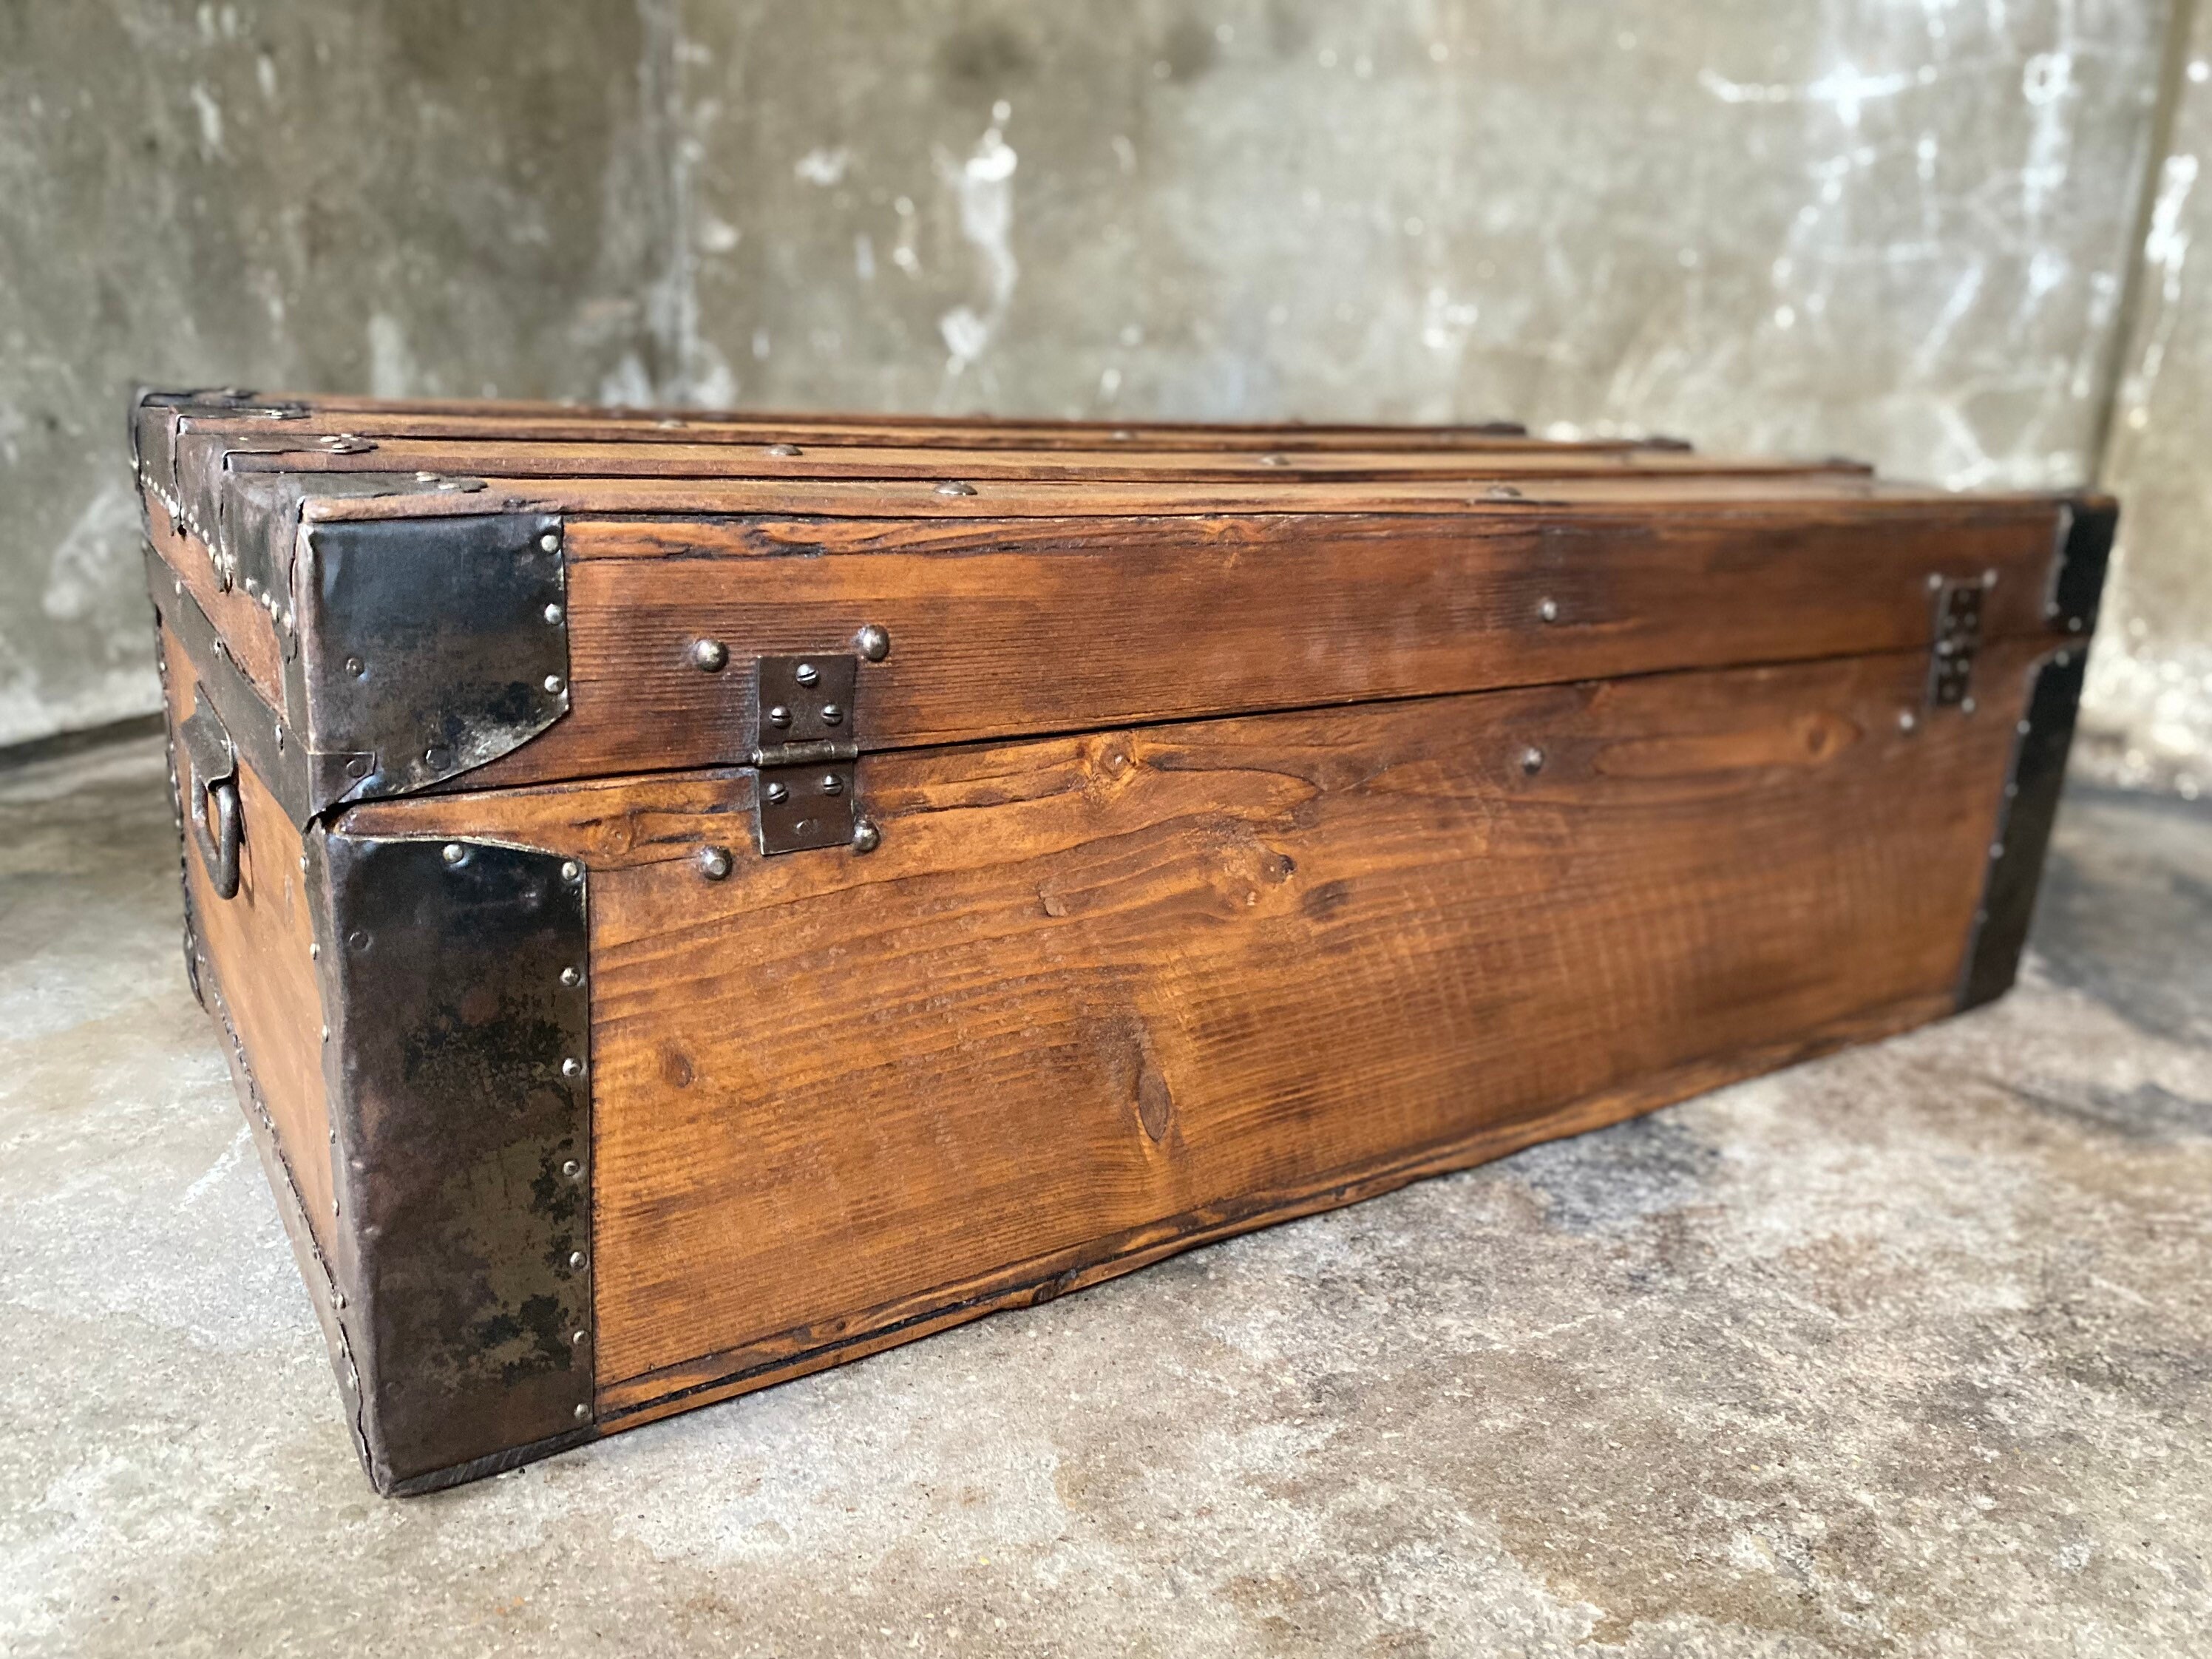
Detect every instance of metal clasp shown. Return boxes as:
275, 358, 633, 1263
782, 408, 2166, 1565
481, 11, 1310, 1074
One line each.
1926, 576, 1989, 710
751, 655, 861, 855
180, 685, 242, 898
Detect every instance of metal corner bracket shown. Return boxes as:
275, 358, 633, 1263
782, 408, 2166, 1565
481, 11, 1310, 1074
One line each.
309, 831, 595, 1494
1957, 494, 2116, 1009
287, 511, 571, 814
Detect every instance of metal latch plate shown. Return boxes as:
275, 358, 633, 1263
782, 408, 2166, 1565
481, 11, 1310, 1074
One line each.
1927, 580, 1984, 708
753, 654, 859, 855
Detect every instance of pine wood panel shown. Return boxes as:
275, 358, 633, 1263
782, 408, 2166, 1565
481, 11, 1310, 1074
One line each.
161, 624, 335, 1251
146, 499, 287, 711
158, 397, 1578, 450
285, 469, 1893, 523
198, 435, 1854, 485
352, 642, 2042, 1412
445, 501, 2063, 791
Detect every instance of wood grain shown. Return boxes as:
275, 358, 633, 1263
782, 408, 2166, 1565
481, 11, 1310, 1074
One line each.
350, 641, 2040, 1408
288, 469, 1897, 523
159, 397, 1580, 451
146, 498, 287, 711
202, 434, 1856, 485
162, 623, 335, 1250
444, 501, 2066, 792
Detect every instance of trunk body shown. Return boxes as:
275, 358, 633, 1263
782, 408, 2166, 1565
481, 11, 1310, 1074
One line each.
136, 389, 2111, 1493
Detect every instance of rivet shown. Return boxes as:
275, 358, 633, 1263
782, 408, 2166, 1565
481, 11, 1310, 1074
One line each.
1537, 598, 1559, 623
562, 1056, 585, 1079
820, 773, 844, 795
795, 662, 820, 686
347, 929, 370, 951
544, 603, 564, 625
1898, 710, 1918, 733
934, 480, 977, 497
1110, 429, 1136, 441
424, 744, 452, 770
2054, 651, 2072, 667
855, 623, 890, 661
764, 782, 789, 805
1975, 907, 1989, 923
2005, 781, 2019, 798
1258, 452, 1289, 466
1991, 841, 2006, 858
691, 637, 728, 672
333, 1198, 341, 1217
345, 756, 370, 779
2068, 617, 2084, 632
322, 1024, 330, 1043
333, 1292, 347, 1309
574, 1402, 591, 1422
569, 1250, 588, 1270
766, 443, 801, 457
441, 843, 467, 866
560, 966, 583, 987
1960, 696, 1978, 715
2017, 719, 2033, 736
851, 819, 881, 854
1927, 573, 1944, 591
539, 530, 562, 554
561, 1158, 582, 1179
561, 860, 583, 883
767, 704, 792, 728
309, 942, 320, 960
345, 655, 366, 677
1519, 746, 1544, 774
571, 1329, 588, 1346
543, 674, 565, 694
696, 844, 734, 879
820, 703, 844, 725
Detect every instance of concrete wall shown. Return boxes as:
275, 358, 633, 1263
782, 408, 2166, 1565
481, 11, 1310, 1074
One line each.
2, 0, 2203, 790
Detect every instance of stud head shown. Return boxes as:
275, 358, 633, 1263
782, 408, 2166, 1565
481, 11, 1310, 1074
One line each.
855, 624, 890, 661
691, 638, 729, 673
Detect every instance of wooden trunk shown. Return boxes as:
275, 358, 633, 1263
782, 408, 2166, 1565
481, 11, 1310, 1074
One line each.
135, 388, 2111, 1494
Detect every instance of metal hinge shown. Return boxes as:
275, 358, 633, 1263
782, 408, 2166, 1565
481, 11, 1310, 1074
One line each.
1925, 574, 1990, 710
750, 654, 867, 855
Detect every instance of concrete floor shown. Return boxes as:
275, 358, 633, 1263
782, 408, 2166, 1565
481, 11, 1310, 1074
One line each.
2, 736, 2208, 1658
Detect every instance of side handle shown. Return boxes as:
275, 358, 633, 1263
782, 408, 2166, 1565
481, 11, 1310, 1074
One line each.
180, 686, 242, 899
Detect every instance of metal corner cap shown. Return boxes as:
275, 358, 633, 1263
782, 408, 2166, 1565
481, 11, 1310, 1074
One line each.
294, 512, 570, 812
318, 833, 592, 1489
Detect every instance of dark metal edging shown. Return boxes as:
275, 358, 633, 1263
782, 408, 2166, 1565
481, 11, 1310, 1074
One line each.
1957, 645, 2091, 1010
288, 512, 571, 812
1956, 495, 2115, 1010
308, 832, 596, 1495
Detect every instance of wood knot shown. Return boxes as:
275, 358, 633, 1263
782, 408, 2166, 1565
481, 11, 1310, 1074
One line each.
1136, 1063, 1175, 1143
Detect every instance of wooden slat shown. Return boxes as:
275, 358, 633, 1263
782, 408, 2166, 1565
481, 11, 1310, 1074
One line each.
344, 640, 2039, 1408
444, 501, 2062, 791
197, 434, 1852, 485
158, 391, 1569, 449
290, 469, 1892, 522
